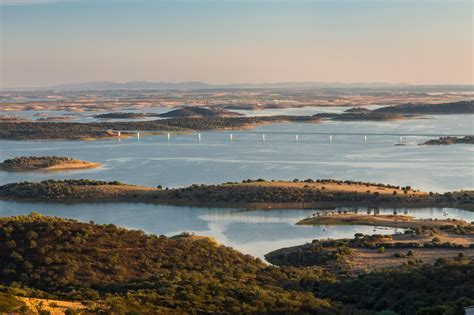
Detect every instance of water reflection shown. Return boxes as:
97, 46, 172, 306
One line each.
0, 201, 472, 260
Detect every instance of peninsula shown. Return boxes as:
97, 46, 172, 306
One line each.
0, 156, 100, 171
0, 179, 472, 211
266, 213, 474, 273
373, 100, 474, 114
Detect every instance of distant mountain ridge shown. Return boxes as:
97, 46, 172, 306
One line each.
47, 81, 212, 91
4, 81, 474, 91
44, 81, 412, 91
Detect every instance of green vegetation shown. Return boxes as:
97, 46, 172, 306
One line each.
422, 136, 474, 145
0, 291, 28, 313
1, 213, 472, 314
0, 180, 128, 200
155, 115, 320, 130
373, 100, 474, 114
314, 112, 417, 121
0, 213, 336, 314
0, 156, 85, 170
315, 100, 474, 121
155, 179, 472, 210
0, 121, 183, 140
0, 116, 321, 140
1, 178, 473, 211
344, 107, 371, 113
319, 259, 474, 314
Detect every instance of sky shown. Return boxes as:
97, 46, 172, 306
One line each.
0, 0, 472, 88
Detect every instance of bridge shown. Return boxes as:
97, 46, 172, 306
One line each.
110, 130, 472, 143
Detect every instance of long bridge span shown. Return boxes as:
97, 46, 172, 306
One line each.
109, 130, 472, 143
111, 130, 472, 137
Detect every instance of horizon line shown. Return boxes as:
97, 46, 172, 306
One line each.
2, 80, 474, 91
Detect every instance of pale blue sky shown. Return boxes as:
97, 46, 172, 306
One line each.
1, 0, 472, 88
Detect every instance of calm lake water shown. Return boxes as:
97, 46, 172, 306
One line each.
0, 113, 472, 192
0, 201, 472, 259
0, 109, 472, 259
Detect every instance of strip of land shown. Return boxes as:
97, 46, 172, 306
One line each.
266, 213, 474, 274
0, 179, 472, 211
0, 115, 320, 140
296, 213, 470, 229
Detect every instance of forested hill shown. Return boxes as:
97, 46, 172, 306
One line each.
0, 213, 336, 314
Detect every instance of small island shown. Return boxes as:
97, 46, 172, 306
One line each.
94, 112, 149, 119
422, 136, 474, 145
157, 106, 242, 118
0, 156, 100, 171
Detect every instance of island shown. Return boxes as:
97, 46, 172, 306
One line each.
344, 107, 371, 113
0, 178, 472, 211
157, 106, 242, 118
422, 136, 474, 145
0, 213, 472, 314
94, 112, 149, 119
0, 156, 100, 171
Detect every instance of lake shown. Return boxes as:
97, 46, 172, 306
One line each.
0, 113, 472, 192
0, 108, 472, 259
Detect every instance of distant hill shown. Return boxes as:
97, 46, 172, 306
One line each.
158, 107, 241, 118
344, 107, 371, 113
47, 81, 212, 91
